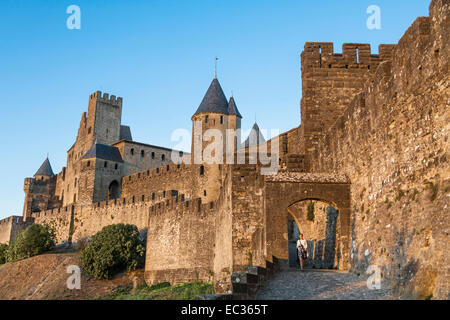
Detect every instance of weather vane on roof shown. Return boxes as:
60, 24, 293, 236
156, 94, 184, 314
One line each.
214, 56, 218, 79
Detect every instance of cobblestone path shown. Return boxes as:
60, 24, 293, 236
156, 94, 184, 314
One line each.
254, 269, 394, 300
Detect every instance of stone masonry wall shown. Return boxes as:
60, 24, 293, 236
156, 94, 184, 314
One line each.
212, 165, 234, 293
230, 164, 266, 272
300, 40, 395, 167
0, 216, 34, 245
145, 197, 217, 285
0, 217, 14, 244
32, 207, 72, 244
309, 0, 449, 299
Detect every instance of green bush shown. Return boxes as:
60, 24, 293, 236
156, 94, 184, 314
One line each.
80, 224, 145, 280
0, 244, 8, 264
6, 224, 56, 262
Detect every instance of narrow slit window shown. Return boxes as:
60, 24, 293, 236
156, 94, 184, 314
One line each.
319, 46, 322, 67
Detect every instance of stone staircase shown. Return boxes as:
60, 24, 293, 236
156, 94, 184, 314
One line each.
196, 257, 280, 300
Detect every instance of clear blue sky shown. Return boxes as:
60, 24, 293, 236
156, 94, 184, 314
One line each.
0, 0, 429, 219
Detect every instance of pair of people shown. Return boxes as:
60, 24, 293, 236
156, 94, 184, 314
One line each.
297, 233, 308, 270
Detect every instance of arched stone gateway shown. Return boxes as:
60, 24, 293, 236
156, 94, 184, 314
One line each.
264, 172, 351, 270
108, 180, 120, 200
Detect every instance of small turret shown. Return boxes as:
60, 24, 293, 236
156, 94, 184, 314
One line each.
227, 94, 242, 152
243, 122, 266, 148
227, 95, 242, 118
34, 157, 54, 181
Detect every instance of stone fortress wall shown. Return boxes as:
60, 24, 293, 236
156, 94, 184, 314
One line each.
307, 1, 449, 298
0, 0, 448, 300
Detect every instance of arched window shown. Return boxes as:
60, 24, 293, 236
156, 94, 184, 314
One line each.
205, 115, 209, 123
130, 148, 134, 156
200, 165, 204, 176
141, 150, 145, 158
151, 152, 155, 159
104, 161, 108, 168
115, 163, 118, 170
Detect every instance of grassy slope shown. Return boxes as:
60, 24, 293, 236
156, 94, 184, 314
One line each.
98, 282, 215, 300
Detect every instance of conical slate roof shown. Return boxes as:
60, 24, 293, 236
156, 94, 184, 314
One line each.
244, 122, 266, 148
227, 96, 242, 118
35, 158, 54, 176
81, 142, 123, 162
193, 78, 229, 116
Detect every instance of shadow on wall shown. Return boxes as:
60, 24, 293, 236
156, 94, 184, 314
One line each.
288, 206, 340, 269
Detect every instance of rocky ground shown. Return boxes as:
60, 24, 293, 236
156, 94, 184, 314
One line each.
255, 269, 394, 300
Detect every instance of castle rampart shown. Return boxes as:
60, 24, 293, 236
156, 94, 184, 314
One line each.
1, 0, 446, 300
308, 0, 449, 298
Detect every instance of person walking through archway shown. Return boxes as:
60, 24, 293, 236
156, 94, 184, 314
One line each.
297, 233, 308, 271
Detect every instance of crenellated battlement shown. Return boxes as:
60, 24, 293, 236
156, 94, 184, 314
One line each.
122, 162, 190, 185
0, 216, 34, 228
302, 42, 396, 70
89, 90, 123, 106
0, 216, 22, 225
30, 206, 71, 219
150, 196, 218, 217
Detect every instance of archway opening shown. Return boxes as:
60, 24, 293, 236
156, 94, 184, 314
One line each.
287, 200, 340, 270
108, 180, 120, 200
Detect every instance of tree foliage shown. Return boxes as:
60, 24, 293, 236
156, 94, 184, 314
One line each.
0, 244, 8, 264
6, 224, 56, 262
80, 224, 146, 280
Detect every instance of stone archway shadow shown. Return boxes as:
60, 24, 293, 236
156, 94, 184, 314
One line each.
264, 172, 351, 271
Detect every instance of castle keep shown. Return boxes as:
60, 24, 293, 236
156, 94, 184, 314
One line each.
0, 0, 448, 299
